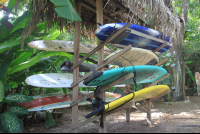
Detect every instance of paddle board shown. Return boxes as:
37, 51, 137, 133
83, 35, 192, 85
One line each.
16, 91, 122, 112
86, 85, 170, 118
95, 23, 172, 53
25, 73, 125, 88
195, 72, 200, 94
83, 65, 168, 86
28, 40, 112, 55
105, 48, 159, 66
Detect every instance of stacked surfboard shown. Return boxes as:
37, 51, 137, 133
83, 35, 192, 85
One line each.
24, 22, 171, 115
82, 23, 171, 118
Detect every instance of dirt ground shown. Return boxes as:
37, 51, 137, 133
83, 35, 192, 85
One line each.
23, 96, 200, 133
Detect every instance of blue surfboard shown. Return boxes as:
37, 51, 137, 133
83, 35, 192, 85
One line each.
95, 23, 172, 53
83, 65, 168, 86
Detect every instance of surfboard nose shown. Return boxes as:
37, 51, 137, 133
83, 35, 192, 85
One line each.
28, 40, 44, 49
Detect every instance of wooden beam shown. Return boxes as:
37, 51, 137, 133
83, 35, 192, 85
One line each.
126, 107, 130, 122
71, 22, 131, 70
155, 57, 169, 66
96, 0, 106, 132
68, 88, 93, 103
71, 45, 132, 87
70, 73, 134, 107
146, 100, 152, 126
148, 73, 170, 87
110, 9, 124, 16
71, 1, 81, 133
152, 42, 167, 53
80, 1, 119, 23
68, 52, 98, 64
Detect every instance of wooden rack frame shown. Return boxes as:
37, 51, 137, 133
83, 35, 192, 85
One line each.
71, 0, 171, 132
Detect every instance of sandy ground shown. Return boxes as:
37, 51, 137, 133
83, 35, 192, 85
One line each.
24, 96, 200, 133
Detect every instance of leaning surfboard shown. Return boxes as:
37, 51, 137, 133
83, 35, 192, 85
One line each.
86, 85, 170, 118
28, 40, 112, 55
105, 48, 159, 66
16, 91, 122, 112
95, 23, 172, 53
195, 72, 200, 94
83, 65, 168, 86
25, 73, 125, 88
195, 72, 200, 87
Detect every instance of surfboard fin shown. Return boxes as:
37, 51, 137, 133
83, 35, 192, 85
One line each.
114, 88, 127, 97
109, 29, 131, 44
114, 61, 123, 68
91, 68, 99, 75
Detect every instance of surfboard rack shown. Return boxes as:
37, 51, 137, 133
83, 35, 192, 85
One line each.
22, 0, 172, 133
108, 29, 131, 44
114, 88, 127, 96
70, 18, 170, 132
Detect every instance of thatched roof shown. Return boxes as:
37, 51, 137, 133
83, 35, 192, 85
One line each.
22, 0, 182, 47
79, 0, 182, 40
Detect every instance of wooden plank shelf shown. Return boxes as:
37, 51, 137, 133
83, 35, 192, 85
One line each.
71, 22, 131, 70
70, 73, 134, 107
71, 45, 132, 88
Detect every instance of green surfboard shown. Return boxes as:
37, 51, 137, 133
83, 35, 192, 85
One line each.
83, 65, 167, 86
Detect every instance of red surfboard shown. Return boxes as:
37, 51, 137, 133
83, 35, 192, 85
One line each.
17, 92, 121, 111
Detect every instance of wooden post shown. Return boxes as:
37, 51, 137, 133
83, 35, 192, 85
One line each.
126, 107, 130, 122
71, 1, 81, 133
125, 84, 130, 122
96, 1, 106, 132
146, 99, 152, 126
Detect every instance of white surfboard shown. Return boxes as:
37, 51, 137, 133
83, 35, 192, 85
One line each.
28, 40, 112, 56
195, 72, 200, 87
104, 48, 159, 66
25, 73, 125, 88
195, 72, 200, 95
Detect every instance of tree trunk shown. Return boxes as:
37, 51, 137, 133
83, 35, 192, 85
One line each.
173, 0, 188, 101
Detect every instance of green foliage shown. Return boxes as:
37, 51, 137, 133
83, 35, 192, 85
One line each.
45, 111, 55, 128
0, 81, 4, 102
10, 11, 30, 33
50, 0, 82, 22
0, 49, 14, 81
8, 105, 28, 115
0, 111, 21, 133
44, 88, 63, 94
8, 52, 45, 75
10, 51, 34, 68
3, 93, 34, 103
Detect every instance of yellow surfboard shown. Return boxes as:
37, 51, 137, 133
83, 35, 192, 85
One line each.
86, 85, 170, 118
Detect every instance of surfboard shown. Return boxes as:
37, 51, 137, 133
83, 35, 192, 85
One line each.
86, 85, 170, 118
195, 72, 200, 94
61, 61, 109, 72
83, 65, 168, 86
28, 40, 112, 55
25, 73, 125, 88
195, 72, 200, 86
16, 91, 122, 112
95, 23, 172, 53
104, 48, 159, 66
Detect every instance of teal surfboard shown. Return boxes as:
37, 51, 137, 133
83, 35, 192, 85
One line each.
83, 65, 167, 86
